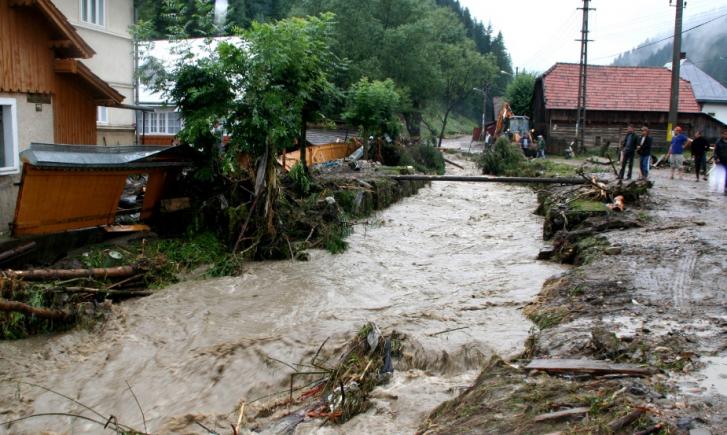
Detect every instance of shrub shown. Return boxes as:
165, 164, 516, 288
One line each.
477, 137, 526, 175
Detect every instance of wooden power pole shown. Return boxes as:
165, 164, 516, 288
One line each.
575, 0, 594, 153
668, 0, 685, 140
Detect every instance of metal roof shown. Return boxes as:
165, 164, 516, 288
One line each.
306, 128, 358, 146
20, 143, 193, 169
678, 59, 727, 103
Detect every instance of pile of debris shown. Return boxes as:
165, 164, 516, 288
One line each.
235, 323, 397, 433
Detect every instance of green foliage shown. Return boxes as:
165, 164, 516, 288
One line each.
435, 39, 496, 146
145, 232, 243, 281
288, 161, 311, 195
477, 137, 526, 175
410, 144, 445, 175
344, 78, 401, 144
505, 72, 536, 117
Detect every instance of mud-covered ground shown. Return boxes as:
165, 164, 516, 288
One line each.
425, 142, 727, 434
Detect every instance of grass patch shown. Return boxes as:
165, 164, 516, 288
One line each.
527, 306, 569, 330
570, 200, 608, 213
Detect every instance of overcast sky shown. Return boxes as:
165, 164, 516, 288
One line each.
458, 0, 727, 74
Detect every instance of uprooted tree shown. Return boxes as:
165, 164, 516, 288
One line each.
167, 14, 341, 255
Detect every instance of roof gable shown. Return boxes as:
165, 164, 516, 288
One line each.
540, 63, 701, 113
10, 0, 95, 58
54, 59, 124, 105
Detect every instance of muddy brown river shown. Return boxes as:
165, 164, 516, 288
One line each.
0, 158, 565, 434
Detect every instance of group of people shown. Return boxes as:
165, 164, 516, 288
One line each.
618, 123, 727, 194
618, 124, 653, 180
517, 130, 546, 159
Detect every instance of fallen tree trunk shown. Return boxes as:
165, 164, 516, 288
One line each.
526, 359, 654, 376
390, 175, 588, 185
51, 287, 153, 298
0, 299, 72, 320
0, 242, 37, 264
443, 158, 464, 169
4, 266, 137, 281
608, 408, 644, 431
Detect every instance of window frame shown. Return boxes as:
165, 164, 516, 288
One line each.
80, 0, 106, 27
96, 106, 108, 124
0, 98, 20, 176
143, 110, 183, 136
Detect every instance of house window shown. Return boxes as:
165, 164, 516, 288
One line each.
143, 111, 183, 135
0, 98, 19, 175
81, 0, 105, 27
97, 106, 108, 124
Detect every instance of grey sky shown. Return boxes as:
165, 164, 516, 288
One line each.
458, 0, 727, 73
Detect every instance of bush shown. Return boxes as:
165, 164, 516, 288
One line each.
381, 142, 445, 174
477, 137, 526, 175
410, 143, 445, 175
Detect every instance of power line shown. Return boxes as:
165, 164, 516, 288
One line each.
591, 11, 727, 62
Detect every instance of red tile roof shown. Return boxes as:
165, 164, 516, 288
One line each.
541, 63, 701, 113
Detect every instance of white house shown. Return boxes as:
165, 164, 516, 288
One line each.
53, 0, 136, 145
668, 58, 727, 125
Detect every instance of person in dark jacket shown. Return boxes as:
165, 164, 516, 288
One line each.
636, 126, 653, 180
713, 127, 727, 192
619, 125, 638, 180
691, 130, 709, 181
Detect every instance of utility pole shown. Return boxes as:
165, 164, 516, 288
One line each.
575, 0, 594, 153
668, 0, 685, 140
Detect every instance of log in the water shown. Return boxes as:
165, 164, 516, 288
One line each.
390, 175, 588, 185
442, 158, 465, 169
4, 266, 137, 281
0, 299, 72, 320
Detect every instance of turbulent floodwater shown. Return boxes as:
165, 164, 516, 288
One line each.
0, 158, 565, 434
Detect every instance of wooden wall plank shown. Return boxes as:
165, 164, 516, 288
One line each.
0, 0, 55, 95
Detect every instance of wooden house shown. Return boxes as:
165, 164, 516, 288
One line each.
0, 0, 124, 234
531, 63, 725, 153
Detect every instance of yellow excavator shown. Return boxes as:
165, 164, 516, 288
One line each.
494, 102, 531, 144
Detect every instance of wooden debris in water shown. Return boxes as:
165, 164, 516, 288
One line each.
533, 407, 590, 422
526, 359, 653, 377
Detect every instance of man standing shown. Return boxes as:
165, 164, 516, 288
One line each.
713, 127, 727, 194
537, 135, 546, 158
668, 126, 691, 180
636, 126, 653, 180
690, 130, 709, 182
619, 125, 638, 180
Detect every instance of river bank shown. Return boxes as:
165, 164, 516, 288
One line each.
422, 145, 727, 433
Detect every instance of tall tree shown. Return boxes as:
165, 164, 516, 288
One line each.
344, 78, 401, 160
505, 72, 536, 118
436, 43, 495, 147
167, 14, 340, 251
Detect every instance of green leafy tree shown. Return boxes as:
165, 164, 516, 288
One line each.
505, 72, 536, 118
168, 14, 340, 250
435, 41, 495, 147
343, 78, 401, 160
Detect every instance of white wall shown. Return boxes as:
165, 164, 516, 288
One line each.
0, 93, 54, 235
52, 0, 136, 143
702, 103, 727, 126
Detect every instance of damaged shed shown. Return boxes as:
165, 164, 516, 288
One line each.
13, 144, 192, 236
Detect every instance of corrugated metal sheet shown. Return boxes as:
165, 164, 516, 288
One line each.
20, 143, 193, 168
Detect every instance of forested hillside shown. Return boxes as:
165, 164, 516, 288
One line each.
612, 14, 727, 86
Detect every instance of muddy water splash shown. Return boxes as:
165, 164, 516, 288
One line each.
0, 158, 564, 434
